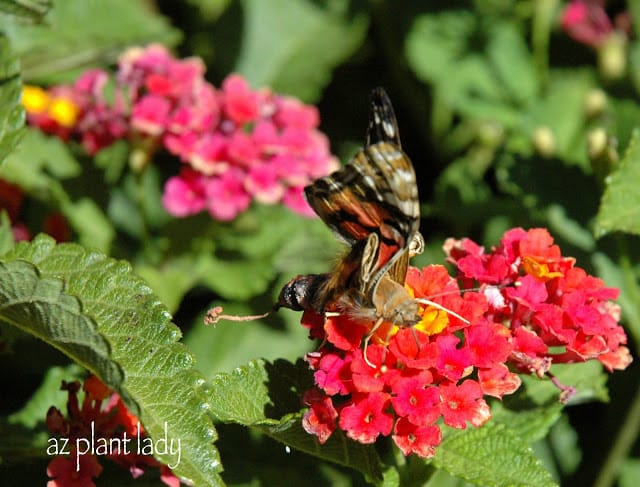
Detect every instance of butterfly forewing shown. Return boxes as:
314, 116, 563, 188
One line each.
276, 87, 421, 319
305, 141, 419, 287
366, 87, 401, 148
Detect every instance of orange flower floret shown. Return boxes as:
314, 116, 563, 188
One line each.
522, 255, 564, 281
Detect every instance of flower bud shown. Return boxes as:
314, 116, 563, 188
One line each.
584, 88, 608, 119
588, 127, 618, 182
476, 121, 504, 148
532, 126, 555, 158
598, 31, 627, 80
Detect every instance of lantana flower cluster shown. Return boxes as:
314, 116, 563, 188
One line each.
301, 228, 631, 457
46, 376, 179, 487
23, 44, 339, 221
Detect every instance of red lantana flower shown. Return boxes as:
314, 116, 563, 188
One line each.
445, 228, 632, 374
45, 376, 180, 486
300, 265, 505, 457
300, 228, 631, 458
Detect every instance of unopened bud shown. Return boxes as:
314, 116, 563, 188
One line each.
477, 121, 504, 148
588, 128, 618, 182
584, 89, 608, 118
532, 126, 555, 158
598, 31, 627, 80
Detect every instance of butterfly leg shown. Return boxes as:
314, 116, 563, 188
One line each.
362, 316, 386, 368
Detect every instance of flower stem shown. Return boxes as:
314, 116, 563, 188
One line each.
531, 0, 557, 89
593, 382, 640, 487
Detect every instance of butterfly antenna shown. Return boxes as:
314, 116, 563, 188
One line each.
424, 281, 521, 301
414, 298, 470, 324
204, 306, 270, 326
366, 87, 401, 147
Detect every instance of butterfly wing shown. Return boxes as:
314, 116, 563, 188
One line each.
276, 88, 420, 314
305, 87, 420, 294
366, 87, 401, 148
305, 141, 420, 292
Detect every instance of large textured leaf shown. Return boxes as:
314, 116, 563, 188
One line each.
596, 129, 640, 237
209, 358, 384, 483
492, 403, 563, 444
433, 423, 557, 487
1, 235, 222, 486
235, 0, 368, 101
0, 0, 180, 82
0, 35, 24, 163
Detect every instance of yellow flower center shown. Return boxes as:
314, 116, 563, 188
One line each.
48, 97, 80, 127
415, 307, 449, 335
22, 85, 49, 114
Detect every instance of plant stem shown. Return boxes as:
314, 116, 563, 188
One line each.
593, 382, 640, 487
531, 0, 557, 90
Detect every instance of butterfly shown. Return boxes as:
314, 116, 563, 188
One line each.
276, 88, 427, 335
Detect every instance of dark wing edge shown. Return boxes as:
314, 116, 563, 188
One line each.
366, 87, 401, 148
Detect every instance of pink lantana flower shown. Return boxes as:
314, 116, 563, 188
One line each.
24, 44, 339, 222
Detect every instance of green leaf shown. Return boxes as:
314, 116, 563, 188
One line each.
546, 414, 581, 477
609, 97, 640, 152
1, 0, 181, 82
209, 358, 384, 483
0, 129, 115, 251
496, 154, 600, 237
63, 198, 115, 252
0, 0, 50, 23
487, 23, 538, 105
235, 0, 368, 101
209, 358, 312, 425
596, 129, 640, 237
2, 235, 222, 486
0, 129, 80, 184
405, 11, 478, 87
0, 259, 123, 384
0, 35, 25, 164
406, 12, 510, 118
619, 458, 640, 487
135, 255, 203, 314
520, 361, 610, 405
592, 251, 640, 350
492, 403, 563, 444
0, 211, 14, 256
522, 72, 594, 167
433, 422, 557, 487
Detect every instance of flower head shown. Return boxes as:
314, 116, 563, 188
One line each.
45, 376, 180, 486
24, 44, 339, 222
300, 228, 630, 458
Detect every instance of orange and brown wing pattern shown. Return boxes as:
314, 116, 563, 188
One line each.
304, 141, 419, 288
276, 87, 421, 313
